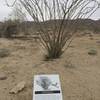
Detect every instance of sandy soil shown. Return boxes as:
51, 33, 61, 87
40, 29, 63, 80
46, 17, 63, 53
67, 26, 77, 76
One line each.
0, 34, 100, 100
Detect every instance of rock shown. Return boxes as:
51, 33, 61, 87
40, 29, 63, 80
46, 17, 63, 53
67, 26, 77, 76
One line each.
0, 49, 10, 58
9, 81, 26, 94
88, 49, 97, 55
96, 41, 100, 44
0, 73, 7, 80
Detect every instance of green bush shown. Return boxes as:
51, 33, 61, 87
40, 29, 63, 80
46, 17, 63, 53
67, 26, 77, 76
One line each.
88, 49, 97, 55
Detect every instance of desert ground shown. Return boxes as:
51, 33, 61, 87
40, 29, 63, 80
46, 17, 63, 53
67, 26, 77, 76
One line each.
0, 34, 100, 100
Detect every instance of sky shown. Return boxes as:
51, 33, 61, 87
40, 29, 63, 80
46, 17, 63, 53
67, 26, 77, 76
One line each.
0, 0, 13, 21
0, 0, 100, 21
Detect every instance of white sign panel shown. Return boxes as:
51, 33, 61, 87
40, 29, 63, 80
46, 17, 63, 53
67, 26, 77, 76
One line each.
33, 74, 63, 100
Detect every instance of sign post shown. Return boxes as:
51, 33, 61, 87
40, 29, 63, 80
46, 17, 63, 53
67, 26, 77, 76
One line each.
33, 74, 63, 100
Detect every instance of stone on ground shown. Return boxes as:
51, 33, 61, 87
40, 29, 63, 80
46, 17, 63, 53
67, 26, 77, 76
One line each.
0, 72, 7, 80
9, 81, 26, 94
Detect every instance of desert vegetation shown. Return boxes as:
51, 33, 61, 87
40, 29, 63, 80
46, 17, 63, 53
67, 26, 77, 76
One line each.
19, 0, 100, 60
0, 0, 100, 100
4, 0, 100, 60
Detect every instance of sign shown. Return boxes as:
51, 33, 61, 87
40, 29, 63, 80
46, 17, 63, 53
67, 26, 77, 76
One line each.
33, 74, 63, 100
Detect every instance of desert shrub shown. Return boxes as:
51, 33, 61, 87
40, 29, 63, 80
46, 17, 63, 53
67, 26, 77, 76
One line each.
88, 49, 97, 55
0, 49, 10, 58
2, 20, 19, 38
16, 0, 100, 60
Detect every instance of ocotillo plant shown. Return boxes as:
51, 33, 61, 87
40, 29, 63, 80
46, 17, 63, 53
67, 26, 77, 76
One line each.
6, 0, 100, 60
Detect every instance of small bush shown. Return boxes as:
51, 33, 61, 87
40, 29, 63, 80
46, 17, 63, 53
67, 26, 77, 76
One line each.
88, 49, 97, 55
2, 20, 19, 38
0, 49, 10, 58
